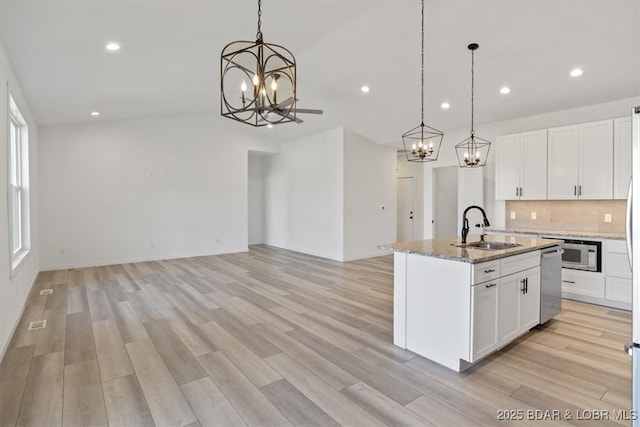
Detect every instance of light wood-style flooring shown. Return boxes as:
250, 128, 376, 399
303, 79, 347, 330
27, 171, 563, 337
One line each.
0, 245, 632, 426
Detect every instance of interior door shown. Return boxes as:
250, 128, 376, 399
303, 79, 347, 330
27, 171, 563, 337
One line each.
397, 177, 415, 242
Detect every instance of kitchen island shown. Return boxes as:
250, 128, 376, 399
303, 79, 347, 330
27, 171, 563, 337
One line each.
379, 235, 562, 372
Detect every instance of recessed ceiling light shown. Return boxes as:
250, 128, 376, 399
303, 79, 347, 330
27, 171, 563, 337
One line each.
570, 68, 583, 77
441, 102, 450, 110
105, 42, 120, 52
361, 86, 370, 93
500, 87, 511, 94
90, 111, 100, 116
267, 124, 273, 128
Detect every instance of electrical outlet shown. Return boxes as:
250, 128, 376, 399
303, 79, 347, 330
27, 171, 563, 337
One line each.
510, 211, 516, 219
531, 212, 537, 220
604, 213, 612, 223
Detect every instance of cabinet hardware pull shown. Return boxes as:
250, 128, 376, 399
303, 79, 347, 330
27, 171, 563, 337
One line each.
562, 280, 576, 284
516, 187, 519, 197
484, 269, 495, 273
520, 187, 523, 197
574, 185, 577, 196
525, 277, 528, 293
485, 283, 497, 288
521, 279, 526, 293
579, 185, 582, 196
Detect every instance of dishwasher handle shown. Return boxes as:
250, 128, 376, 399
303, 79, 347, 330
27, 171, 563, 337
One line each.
541, 248, 564, 259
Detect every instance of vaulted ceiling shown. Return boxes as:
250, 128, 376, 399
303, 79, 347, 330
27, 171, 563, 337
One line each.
1, 0, 638, 146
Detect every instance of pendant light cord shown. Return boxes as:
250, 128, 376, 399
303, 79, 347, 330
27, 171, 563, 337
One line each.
256, 0, 263, 40
470, 47, 475, 136
420, 0, 424, 126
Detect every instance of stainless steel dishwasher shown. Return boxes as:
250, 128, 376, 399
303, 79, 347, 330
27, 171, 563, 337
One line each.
540, 246, 563, 323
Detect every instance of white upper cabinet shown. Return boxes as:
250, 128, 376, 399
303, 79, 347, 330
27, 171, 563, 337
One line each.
614, 116, 632, 199
520, 131, 548, 199
548, 120, 613, 199
495, 130, 547, 200
579, 120, 613, 199
495, 134, 520, 200
548, 125, 580, 199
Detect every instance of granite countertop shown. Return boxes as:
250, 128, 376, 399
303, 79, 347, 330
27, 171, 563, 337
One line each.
379, 235, 563, 264
487, 227, 626, 241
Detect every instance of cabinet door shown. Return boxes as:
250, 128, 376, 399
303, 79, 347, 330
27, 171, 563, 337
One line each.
520, 267, 541, 331
499, 273, 521, 345
471, 282, 499, 362
520, 130, 547, 200
614, 117, 632, 199
495, 134, 521, 200
579, 120, 613, 199
606, 277, 632, 304
562, 268, 605, 298
548, 125, 579, 199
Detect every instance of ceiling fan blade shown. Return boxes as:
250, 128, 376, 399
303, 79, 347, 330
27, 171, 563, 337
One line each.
295, 108, 323, 115
263, 108, 304, 124
275, 97, 298, 108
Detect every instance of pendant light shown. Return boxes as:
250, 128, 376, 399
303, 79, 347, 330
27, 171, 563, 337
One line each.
402, 0, 443, 163
455, 43, 491, 168
221, 0, 296, 126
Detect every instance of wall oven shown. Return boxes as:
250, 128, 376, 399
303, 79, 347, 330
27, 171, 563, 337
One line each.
553, 238, 602, 272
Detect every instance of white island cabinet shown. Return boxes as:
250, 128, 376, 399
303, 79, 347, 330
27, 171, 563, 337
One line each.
382, 236, 560, 372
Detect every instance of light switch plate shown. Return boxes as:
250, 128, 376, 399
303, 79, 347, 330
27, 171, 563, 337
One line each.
531, 212, 537, 220
604, 213, 612, 223
510, 211, 516, 219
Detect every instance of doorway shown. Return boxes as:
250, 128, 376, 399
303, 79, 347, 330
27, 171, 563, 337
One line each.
397, 177, 415, 242
248, 153, 267, 245
433, 166, 458, 238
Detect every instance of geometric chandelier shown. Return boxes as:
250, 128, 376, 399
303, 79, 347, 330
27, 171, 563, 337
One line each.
455, 43, 491, 168
221, 0, 297, 126
402, 0, 444, 163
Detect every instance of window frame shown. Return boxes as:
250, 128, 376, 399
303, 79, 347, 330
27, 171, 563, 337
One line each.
8, 95, 30, 273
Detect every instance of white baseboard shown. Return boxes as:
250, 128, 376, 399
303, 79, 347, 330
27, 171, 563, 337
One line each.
40, 247, 249, 271
342, 250, 392, 262
0, 269, 39, 364
562, 293, 631, 311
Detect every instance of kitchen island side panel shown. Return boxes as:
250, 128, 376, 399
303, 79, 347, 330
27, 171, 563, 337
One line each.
405, 253, 472, 371
393, 252, 407, 348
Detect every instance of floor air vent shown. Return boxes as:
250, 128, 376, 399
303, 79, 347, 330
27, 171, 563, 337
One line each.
28, 320, 47, 330
39, 289, 53, 296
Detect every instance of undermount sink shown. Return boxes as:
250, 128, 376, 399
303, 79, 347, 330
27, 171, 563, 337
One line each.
453, 241, 522, 250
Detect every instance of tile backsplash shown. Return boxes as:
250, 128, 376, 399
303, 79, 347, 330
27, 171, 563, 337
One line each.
505, 200, 626, 233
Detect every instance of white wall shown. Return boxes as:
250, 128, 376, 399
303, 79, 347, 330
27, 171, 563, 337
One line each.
422, 96, 640, 239
248, 154, 266, 245
264, 128, 344, 260
433, 166, 458, 238
38, 114, 278, 269
343, 129, 396, 260
0, 43, 40, 359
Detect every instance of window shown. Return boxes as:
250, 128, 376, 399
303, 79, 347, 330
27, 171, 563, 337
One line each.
9, 96, 30, 270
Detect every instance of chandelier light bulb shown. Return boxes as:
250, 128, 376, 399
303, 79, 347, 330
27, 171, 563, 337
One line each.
271, 79, 278, 91
241, 80, 247, 92
252, 74, 260, 86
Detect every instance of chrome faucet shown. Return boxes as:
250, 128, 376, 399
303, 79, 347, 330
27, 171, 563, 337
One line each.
461, 205, 491, 244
